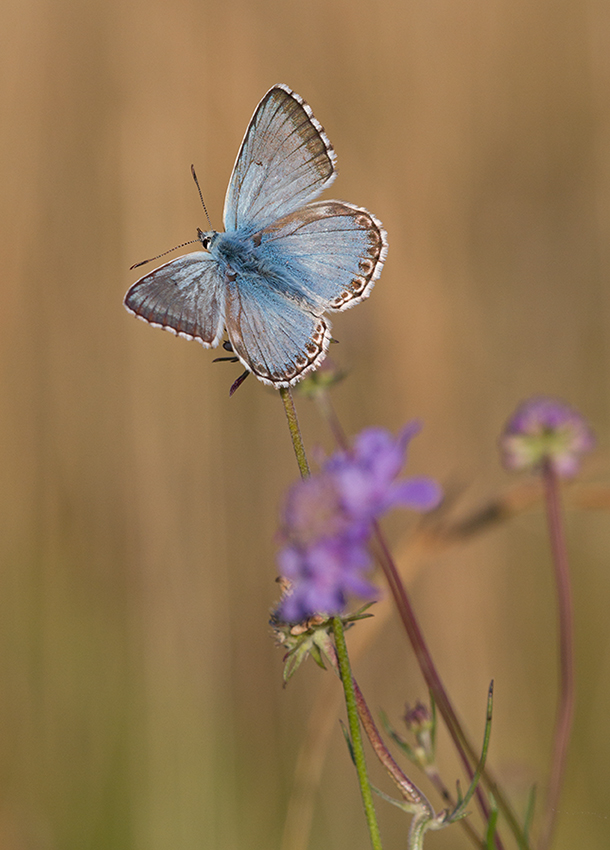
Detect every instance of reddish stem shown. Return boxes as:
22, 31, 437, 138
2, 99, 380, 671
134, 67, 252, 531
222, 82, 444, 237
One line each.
371, 523, 503, 848
538, 462, 575, 850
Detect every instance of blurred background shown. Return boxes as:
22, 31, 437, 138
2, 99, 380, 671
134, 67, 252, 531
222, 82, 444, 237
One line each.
1, 0, 609, 847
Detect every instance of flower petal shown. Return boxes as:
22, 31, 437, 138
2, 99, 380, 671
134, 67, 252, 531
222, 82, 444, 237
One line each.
390, 477, 443, 511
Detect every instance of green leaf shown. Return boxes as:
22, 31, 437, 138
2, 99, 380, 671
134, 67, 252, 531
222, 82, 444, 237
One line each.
447, 681, 494, 822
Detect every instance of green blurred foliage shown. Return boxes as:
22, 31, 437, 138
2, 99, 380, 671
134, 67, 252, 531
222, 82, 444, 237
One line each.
0, 0, 608, 847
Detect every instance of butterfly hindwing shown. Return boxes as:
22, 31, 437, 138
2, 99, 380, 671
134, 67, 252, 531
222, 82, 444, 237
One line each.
124, 253, 225, 347
223, 85, 337, 232
255, 200, 388, 312
224, 271, 331, 387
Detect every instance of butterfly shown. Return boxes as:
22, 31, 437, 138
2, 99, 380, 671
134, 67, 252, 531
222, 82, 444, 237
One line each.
124, 84, 388, 388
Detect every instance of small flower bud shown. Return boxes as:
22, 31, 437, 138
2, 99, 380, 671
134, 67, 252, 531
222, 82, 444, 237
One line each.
403, 701, 432, 733
500, 396, 595, 478
403, 701, 435, 766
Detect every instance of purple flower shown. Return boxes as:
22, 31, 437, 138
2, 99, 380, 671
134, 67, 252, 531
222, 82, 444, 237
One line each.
326, 423, 442, 522
280, 474, 357, 547
500, 396, 595, 478
276, 423, 442, 623
278, 538, 376, 624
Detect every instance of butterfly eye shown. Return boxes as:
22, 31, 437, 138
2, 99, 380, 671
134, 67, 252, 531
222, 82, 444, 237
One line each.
197, 228, 213, 251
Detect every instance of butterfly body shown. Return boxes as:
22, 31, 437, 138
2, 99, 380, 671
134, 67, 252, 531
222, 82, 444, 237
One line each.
199, 229, 253, 268
125, 84, 387, 388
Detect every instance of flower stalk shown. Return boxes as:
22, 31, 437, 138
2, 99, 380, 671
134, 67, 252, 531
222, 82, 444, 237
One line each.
280, 387, 310, 479
332, 616, 384, 850
537, 460, 575, 850
279, 388, 383, 849
500, 396, 595, 850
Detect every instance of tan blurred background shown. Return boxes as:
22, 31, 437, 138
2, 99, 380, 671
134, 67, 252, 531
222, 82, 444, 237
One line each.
1, 0, 609, 847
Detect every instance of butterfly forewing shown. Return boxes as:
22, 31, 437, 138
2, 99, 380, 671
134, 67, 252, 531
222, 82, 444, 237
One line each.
256, 201, 388, 312
124, 254, 225, 346
223, 85, 337, 232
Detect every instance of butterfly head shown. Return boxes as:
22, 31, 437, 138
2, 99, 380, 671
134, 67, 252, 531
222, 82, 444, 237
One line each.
197, 227, 218, 252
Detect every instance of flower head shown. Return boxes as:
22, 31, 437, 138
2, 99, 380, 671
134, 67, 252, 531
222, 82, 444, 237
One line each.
326, 423, 442, 522
500, 396, 595, 478
275, 423, 442, 624
277, 537, 375, 624
280, 474, 353, 547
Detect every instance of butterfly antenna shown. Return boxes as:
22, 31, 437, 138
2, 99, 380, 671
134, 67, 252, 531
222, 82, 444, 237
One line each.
191, 164, 212, 229
130, 239, 200, 270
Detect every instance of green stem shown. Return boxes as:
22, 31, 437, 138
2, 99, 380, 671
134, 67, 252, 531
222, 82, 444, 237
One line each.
280, 387, 310, 479
408, 812, 432, 850
333, 616, 384, 850
278, 388, 383, 849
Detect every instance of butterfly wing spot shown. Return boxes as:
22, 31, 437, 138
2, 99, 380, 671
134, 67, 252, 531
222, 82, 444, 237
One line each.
310, 319, 327, 348
330, 277, 366, 309
359, 257, 375, 276
355, 213, 372, 228
276, 365, 296, 381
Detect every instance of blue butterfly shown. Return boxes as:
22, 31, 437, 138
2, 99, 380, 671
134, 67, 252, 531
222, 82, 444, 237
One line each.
124, 84, 388, 388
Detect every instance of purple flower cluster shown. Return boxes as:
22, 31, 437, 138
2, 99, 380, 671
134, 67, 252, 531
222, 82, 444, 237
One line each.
500, 396, 595, 478
277, 424, 442, 623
